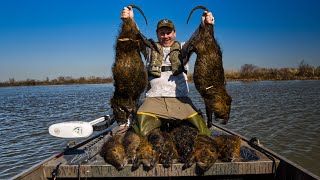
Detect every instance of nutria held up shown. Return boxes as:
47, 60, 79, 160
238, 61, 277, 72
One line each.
111, 5, 148, 125
185, 6, 232, 127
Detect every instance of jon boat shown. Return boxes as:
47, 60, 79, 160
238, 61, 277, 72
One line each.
12, 115, 319, 180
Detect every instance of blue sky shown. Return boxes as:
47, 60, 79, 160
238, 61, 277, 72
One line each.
1, 0, 320, 82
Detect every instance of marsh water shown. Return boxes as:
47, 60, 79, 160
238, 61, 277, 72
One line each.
0, 80, 319, 179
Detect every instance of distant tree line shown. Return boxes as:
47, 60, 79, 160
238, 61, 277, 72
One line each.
0, 76, 113, 87
187, 60, 319, 82
224, 60, 319, 81
1, 60, 319, 87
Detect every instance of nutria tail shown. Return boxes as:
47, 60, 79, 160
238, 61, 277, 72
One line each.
186, 6, 209, 24
126, 5, 162, 53
128, 4, 148, 25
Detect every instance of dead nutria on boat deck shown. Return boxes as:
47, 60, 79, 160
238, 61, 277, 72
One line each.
100, 134, 127, 171
186, 134, 219, 174
148, 128, 179, 168
111, 5, 149, 125
132, 135, 160, 171
100, 129, 142, 171
213, 134, 241, 162
184, 6, 232, 127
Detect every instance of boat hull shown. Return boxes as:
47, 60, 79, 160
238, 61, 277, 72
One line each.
12, 123, 319, 180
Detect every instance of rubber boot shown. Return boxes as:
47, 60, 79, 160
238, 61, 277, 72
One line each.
185, 113, 211, 136
133, 112, 162, 137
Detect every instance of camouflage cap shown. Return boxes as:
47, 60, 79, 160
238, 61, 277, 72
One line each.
156, 19, 175, 31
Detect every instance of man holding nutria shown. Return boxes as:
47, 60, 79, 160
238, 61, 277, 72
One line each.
120, 6, 214, 136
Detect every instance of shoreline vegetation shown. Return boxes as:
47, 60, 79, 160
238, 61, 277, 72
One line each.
1, 62, 319, 87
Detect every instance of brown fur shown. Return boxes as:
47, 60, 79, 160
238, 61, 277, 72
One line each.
185, 6, 232, 126
148, 128, 164, 152
111, 17, 147, 125
132, 136, 160, 171
100, 135, 127, 171
185, 135, 219, 173
213, 135, 241, 162
123, 130, 141, 163
148, 128, 179, 168
160, 132, 179, 168
170, 125, 198, 164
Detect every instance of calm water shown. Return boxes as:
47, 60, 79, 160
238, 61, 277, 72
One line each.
0, 81, 319, 179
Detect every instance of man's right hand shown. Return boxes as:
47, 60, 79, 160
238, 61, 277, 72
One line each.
121, 6, 134, 20
201, 11, 214, 26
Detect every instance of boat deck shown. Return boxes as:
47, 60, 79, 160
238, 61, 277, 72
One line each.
35, 125, 278, 179
14, 123, 319, 180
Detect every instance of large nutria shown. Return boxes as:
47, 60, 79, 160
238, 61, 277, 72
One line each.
148, 128, 164, 152
100, 135, 127, 171
148, 128, 179, 168
184, 135, 219, 174
213, 135, 241, 162
123, 129, 141, 163
185, 6, 232, 127
132, 136, 160, 172
170, 125, 198, 164
160, 132, 179, 168
111, 5, 148, 125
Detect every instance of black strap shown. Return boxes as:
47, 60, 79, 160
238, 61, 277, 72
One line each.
92, 116, 115, 131
161, 66, 172, 72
